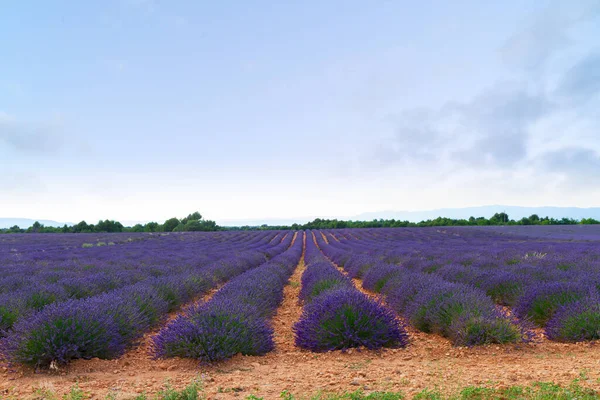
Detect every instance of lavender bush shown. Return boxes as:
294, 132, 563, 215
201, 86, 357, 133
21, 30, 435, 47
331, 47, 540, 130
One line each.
151, 300, 274, 361
546, 298, 600, 342
294, 288, 408, 351
514, 282, 591, 327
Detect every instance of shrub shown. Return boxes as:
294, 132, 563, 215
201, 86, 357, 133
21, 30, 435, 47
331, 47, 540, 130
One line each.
449, 311, 523, 346
514, 282, 591, 327
0, 298, 125, 368
390, 278, 522, 345
299, 262, 352, 303
293, 288, 408, 351
362, 263, 403, 293
546, 298, 600, 342
152, 300, 273, 361
475, 271, 525, 306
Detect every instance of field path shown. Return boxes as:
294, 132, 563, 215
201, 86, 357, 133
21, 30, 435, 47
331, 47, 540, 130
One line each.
272, 232, 306, 353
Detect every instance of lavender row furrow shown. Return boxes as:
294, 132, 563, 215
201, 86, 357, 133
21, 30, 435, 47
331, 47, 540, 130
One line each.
292, 231, 408, 352
151, 232, 304, 362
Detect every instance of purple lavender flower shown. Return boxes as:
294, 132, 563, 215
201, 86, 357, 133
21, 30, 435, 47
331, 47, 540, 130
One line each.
293, 288, 408, 351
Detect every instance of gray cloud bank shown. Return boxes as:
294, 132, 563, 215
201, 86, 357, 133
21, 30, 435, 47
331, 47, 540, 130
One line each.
376, 1, 600, 186
0, 113, 63, 153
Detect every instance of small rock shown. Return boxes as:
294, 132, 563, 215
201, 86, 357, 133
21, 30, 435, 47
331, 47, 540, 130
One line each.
167, 365, 177, 371
113, 370, 120, 374
350, 378, 363, 386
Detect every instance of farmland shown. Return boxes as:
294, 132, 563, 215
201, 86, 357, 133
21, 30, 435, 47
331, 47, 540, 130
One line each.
1, 226, 600, 399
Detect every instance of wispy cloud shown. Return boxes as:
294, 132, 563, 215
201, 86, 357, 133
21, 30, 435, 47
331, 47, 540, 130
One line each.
372, 1, 600, 184
0, 112, 64, 154
500, 0, 600, 71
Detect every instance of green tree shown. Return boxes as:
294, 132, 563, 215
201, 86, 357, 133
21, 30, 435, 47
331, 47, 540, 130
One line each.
72, 221, 90, 233
490, 212, 509, 225
144, 222, 159, 232
181, 211, 202, 225
163, 217, 180, 232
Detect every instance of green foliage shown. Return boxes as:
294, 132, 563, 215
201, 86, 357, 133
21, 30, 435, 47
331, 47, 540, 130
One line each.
156, 378, 204, 400
222, 213, 597, 231
2, 210, 598, 234
63, 384, 86, 400
144, 221, 160, 232
163, 217, 181, 232
309, 279, 346, 300
414, 389, 444, 400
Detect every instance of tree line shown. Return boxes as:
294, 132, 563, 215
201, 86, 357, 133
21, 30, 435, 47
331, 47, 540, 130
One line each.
1, 212, 598, 234
1, 212, 218, 234
226, 212, 600, 230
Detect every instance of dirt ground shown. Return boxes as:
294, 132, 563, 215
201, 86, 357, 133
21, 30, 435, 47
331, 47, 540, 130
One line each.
2, 256, 600, 399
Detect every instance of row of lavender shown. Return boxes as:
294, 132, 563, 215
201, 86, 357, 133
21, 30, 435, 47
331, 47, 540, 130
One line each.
152, 232, 305, 361
292, 232, 408, 351
0, 231, 293, 367
318, 227, 600, 343
0, 232, 284, 333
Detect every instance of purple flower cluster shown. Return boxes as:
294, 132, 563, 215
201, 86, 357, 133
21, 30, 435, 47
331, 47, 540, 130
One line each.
546, 297, 600, 342
151, 232, 304, 362
514, 282, 592, 327
294, 288, 408, 351
293, 232, 408, 351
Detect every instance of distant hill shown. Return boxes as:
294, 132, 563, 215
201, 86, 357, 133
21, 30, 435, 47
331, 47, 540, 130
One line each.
0, 218, 69, 229
354, 206, 600, 222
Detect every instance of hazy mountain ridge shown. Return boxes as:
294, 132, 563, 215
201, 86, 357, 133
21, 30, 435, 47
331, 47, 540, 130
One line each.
220, 206, 600, 226
354, 206, 600, 222
0, 218, 70, 229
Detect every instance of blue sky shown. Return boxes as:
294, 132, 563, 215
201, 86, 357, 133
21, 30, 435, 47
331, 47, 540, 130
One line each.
1, 0, 599, 224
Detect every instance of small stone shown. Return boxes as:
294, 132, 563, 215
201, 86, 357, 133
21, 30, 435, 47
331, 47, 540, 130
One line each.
113, 370, 120, 374
167, 365, 177, 371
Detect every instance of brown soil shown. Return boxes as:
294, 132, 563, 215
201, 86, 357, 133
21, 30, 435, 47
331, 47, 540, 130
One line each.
2, 248, 600, 399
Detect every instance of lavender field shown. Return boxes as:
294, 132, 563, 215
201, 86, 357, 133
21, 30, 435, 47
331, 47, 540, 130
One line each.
1, 226, 600, 371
